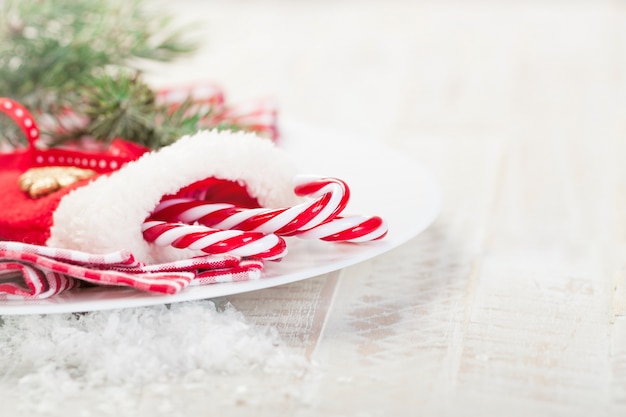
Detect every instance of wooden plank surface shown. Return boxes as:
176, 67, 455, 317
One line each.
171, 1, 624, 415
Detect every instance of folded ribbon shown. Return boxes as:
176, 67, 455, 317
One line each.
156, 84, 279, 141
0, 97, 149, 174
0, 241, 263, 300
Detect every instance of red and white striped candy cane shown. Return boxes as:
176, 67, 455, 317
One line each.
149, 176, 350, 235
149, 201, 388, 243
296, 215, 387, 242
142, 221, 287, 260
147, 176, 388, 242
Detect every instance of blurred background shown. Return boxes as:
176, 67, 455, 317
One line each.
150, 0, 625, 147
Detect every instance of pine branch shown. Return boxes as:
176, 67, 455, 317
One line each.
57, 71, 213, 149
0, 0, 197, 146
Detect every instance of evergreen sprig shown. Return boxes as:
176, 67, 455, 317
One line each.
63, 71, 211, 149
0, 0, 198, 147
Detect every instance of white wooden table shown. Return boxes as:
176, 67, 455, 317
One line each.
146, 1, 626, 415
4, 1, 626, 415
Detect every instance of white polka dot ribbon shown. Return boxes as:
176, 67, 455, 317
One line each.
0, 97, 148, 174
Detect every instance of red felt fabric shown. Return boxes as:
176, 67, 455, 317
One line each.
0, 136, 144, 245
170, 177, 261, 208
0, 169, 95, 244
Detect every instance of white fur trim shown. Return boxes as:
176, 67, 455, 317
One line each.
47, 130, 299, 264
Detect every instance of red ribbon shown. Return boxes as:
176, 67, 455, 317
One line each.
0, 97, 149, 173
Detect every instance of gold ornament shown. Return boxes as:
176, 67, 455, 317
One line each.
19, 166, 97, 198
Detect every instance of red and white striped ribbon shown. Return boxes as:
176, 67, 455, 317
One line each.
157, 84, 279, 140
207, 98, 279, 141
0, 262, 80, 300
0, 242, 265, 300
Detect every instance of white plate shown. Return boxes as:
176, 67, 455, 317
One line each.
0, 122, 441, 315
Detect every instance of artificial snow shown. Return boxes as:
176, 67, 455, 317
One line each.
0, 300, 308, 415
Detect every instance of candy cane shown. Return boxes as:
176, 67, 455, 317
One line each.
296, 215, 387, 242
149, 176, 350, 235
149, 197, 388, 242
142, 221, 287, 260
147, 176, 387, 242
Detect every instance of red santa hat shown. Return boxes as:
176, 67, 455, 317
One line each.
0, 98, 298, 265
